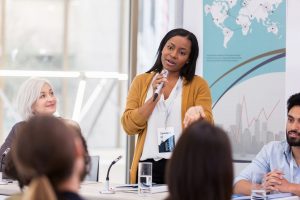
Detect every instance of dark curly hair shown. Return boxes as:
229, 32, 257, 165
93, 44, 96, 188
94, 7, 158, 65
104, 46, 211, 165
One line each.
287, 93, 300, 112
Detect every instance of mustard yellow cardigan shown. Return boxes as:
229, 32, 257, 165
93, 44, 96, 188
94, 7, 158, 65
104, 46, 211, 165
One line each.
121, 72, 213, 183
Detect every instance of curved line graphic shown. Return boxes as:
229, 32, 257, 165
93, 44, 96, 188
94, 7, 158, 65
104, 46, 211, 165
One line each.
210, 48, 286, 88
212, 52, 285, 109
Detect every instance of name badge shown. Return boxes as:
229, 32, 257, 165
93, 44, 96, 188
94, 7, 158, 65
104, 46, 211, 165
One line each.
157, 127, 175, 153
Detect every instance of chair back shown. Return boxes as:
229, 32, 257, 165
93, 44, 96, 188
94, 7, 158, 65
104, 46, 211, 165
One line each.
85, 155, 100, 182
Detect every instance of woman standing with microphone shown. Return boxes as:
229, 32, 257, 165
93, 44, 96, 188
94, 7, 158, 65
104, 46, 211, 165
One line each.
121, 28, 213, 184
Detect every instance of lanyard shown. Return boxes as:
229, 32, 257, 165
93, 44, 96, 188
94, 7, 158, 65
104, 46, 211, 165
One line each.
162, 78, 182, 127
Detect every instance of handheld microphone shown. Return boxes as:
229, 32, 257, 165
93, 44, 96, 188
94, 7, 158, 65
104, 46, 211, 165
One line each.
101, 155, 122, 194
153, 69, 168, 102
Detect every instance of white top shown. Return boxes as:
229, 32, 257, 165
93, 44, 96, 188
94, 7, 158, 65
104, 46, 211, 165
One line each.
140, 75, 183, 161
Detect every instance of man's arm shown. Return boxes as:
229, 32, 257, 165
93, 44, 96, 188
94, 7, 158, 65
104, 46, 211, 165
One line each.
283, 183, 300, 196
234, 180, 253, 195
267, 176, 300, 196
233, 143, 274, 195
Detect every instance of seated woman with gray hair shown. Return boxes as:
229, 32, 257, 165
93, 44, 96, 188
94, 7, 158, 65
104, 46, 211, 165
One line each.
0, 77, 80, 172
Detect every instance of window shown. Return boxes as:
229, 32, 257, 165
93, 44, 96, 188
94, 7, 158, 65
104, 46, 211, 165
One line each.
0, 0, 129, 184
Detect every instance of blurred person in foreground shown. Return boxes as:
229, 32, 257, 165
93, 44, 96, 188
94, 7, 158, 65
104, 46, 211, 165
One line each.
3, 118, 90, 190
121, 28, 213, 184
234, 93, 300, 196
9, 115, 89, 200
166, 120, 233, 200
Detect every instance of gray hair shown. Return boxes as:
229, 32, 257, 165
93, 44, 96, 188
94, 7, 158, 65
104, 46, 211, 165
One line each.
15, 77, 54, 120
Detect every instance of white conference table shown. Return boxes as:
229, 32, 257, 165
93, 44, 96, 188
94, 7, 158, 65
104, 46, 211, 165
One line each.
280, 197, 300, 200
232, 195, 300, 200
0, 181, 168, 200
80, 182, 167, 200
1, 182, 300, 200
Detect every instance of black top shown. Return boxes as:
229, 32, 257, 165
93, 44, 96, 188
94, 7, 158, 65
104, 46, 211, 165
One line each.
0, 122, 25, 156
57, 191, 85, 200
0, 121, 25, 172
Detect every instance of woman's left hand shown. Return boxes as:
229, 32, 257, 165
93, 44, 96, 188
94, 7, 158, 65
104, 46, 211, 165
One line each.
183, 106, 206, 128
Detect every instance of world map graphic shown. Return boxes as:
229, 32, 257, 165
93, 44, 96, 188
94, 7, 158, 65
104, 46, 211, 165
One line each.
204, 0, 283, 48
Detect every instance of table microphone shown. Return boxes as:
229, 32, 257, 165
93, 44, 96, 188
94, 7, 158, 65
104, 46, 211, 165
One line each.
0, 148, 10, 185
153, 69, 168, 102
101, 155, 122, 194
0, 148, 10, 172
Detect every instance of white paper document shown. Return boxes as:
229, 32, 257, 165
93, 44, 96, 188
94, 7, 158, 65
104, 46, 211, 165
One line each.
232, 192, 293, 200
114, 184, 168, 193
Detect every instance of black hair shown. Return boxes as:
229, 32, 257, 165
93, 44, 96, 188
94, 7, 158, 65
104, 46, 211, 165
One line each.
287, 93, 300, 112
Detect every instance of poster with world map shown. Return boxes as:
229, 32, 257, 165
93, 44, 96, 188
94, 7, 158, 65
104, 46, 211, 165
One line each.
203, 0, 286, 160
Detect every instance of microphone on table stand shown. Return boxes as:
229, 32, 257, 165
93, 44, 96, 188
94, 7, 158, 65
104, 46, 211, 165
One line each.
101, 155, 122, 194
0, 148, 10, 185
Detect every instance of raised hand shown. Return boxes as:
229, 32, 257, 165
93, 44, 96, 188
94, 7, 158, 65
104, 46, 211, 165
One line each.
183, 106, 206, 128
